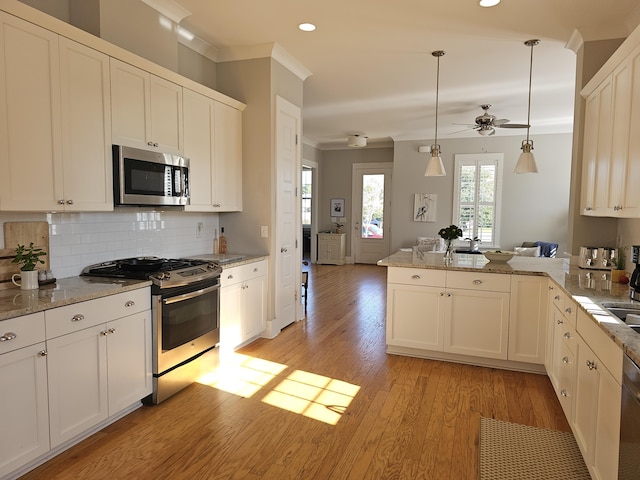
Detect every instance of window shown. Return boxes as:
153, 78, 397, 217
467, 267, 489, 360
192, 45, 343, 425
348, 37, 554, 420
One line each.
453, 153, 503, 247
301, 168, 312, 226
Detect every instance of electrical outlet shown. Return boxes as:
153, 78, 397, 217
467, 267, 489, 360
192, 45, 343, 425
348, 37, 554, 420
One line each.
196, 222, 203, 238
261, 225, 269, 238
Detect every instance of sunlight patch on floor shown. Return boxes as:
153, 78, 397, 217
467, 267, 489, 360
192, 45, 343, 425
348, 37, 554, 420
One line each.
262, 370, 360, 425
197, 353, 287, 397
197, 353, 361, 425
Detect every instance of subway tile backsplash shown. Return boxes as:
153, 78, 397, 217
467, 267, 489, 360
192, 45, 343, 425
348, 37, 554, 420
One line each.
1, 210, 219, 279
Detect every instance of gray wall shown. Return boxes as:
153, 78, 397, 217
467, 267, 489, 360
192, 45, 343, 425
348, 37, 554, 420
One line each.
316, 133, 573, 260
319, 147, 394, 257
391, 134, 573, 255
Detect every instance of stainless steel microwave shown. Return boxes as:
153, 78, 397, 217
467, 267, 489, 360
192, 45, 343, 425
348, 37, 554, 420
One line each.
113, 145, 190, 207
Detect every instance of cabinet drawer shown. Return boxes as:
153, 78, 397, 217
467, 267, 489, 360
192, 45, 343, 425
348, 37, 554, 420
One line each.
0, 312, 45, 354
221, 260, 267, 287
576, 310, 623, 382
387, 267, 445, 287
446, 271, 510, 292
46, 288, 150, 339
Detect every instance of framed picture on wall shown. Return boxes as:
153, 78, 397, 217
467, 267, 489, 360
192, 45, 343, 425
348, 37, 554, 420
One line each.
414, 193, 436, 222
330, 198, 345, 217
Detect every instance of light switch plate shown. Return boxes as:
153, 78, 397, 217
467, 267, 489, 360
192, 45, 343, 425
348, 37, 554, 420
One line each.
261, 225, 269, 238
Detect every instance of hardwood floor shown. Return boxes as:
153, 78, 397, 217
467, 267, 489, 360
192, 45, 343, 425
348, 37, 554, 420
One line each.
21, 263, 569, 480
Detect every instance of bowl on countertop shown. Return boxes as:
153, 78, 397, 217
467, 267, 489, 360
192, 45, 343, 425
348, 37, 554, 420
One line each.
483, 251, 515, 263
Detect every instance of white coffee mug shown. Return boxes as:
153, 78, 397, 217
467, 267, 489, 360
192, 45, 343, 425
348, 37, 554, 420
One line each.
12, 270, 40, 290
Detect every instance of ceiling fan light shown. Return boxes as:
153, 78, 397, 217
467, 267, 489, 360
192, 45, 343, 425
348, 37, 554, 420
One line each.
479, 0, 500, 7
347, 135, 367, 147
514, 140, 538, 174
425, 146, 446, 176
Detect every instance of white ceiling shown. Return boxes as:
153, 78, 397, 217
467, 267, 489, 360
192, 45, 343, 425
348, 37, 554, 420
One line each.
174, 0, 640, 149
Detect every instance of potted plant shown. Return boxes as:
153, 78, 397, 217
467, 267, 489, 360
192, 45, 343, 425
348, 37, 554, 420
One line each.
11, 242, 46, 290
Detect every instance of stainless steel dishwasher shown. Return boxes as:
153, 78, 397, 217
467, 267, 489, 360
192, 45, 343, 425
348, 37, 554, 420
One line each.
619, 353, 640, 479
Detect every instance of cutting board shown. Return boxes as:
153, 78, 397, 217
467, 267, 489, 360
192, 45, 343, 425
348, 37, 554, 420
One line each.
0, 221, 50, 289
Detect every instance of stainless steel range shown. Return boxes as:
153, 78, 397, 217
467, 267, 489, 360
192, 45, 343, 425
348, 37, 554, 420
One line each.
82, 257, 222, 403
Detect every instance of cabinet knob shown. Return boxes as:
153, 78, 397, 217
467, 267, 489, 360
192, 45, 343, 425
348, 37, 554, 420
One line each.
125, 300, 135, 308
563, 332, 571, 339
227, 274, 233, 280
557, 319, 564, 325
281, 247, 288, 253
411, 275, 421, 280
58, 199, 65, 205
562, 356, 569, 364
66, 199, 74, 205
446, 293, 451, 297
253, 268, 258, 272
560, 389, 568, 397
71, 314, 85, 322
554, 295, 561, 301
100, 330, 109, 336
38, 350, 47, 357
472, 279, 483, 285
0, 332, 17, 342
565, 307, 572, 314
108, 328, 116, 334
586, 360, 598, 371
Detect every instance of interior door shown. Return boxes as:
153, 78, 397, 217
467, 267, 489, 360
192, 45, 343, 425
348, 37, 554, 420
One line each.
351, 163, 392, 264
275, 96, 301, 330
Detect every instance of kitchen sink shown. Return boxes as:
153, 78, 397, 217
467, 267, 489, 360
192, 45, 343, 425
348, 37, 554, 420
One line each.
601, 303, 640, 323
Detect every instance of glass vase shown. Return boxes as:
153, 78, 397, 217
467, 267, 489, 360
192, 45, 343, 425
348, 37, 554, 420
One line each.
444, 240, 453, 263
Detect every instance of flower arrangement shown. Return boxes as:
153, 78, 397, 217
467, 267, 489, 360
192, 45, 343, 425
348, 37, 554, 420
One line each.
438, 224, 463, 241
12, 242, 46, 271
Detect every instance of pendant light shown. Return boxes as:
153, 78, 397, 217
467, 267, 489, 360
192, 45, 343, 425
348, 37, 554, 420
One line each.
425, 50, 446, 176
514, 39, 540, 174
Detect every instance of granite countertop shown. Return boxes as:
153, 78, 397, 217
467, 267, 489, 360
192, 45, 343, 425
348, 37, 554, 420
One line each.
378, 250, 640, 366
0, 277, 151, 322
0, 255, 267, 323
187, 253, 269, 268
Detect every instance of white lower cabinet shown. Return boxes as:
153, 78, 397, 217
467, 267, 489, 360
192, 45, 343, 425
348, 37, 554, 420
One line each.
444, 287, 510, 359
0, 313, 49, 478
386, 284, 445, 351
220, 260, 267, 352
572, 310, 622, 480
45, 288, 152, 449
386, 268, 549, 365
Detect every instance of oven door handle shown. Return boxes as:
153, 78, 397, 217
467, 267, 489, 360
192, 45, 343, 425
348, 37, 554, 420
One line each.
162, 283, 220, 305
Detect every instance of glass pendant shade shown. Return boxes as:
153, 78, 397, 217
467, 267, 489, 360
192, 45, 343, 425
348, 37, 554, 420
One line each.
425, 145, 446, 176
514, 140, 538, 174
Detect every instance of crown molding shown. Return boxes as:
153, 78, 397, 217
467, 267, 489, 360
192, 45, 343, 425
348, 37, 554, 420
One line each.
139, 0, 191, 24
217, 42, 312, 81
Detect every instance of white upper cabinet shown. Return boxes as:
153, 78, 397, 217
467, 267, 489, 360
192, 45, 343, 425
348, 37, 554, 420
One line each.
581, 36, 640, 217
214, 101, 243, 211
0, 12, 61, 211
59, 37, 113, 211
183, 88, 214, 210
0, 13, 112, 211
183, 88, 243, 212
110, 58, 183, 155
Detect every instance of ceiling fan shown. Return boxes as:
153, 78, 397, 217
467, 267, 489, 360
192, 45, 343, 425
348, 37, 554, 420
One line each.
453, 104, 529, 136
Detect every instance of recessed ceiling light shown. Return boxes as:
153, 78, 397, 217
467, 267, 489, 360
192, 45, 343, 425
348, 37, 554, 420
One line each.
299, 23, 316, 32
479, 0, 500, 7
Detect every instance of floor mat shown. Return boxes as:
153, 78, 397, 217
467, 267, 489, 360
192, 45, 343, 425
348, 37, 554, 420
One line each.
479, 417, 590, 480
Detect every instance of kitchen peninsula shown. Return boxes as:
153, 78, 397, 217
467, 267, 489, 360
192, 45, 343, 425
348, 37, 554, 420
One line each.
378, 249, 640, 480
378, 250, 640, 366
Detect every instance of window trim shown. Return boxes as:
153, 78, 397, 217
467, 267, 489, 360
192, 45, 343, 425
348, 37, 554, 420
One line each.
452, 153, 504, 248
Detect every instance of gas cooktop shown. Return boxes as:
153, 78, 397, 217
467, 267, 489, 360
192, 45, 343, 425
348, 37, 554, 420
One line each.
81, 257, 222, 288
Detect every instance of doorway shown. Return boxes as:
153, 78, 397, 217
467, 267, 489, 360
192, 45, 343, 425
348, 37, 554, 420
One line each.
351, 163, 393, 264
